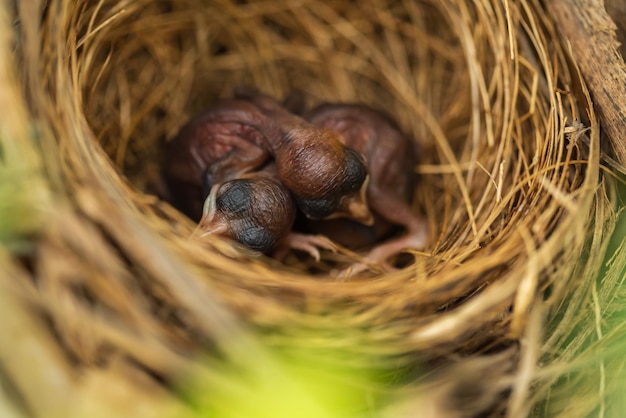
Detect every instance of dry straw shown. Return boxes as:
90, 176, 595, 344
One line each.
0, 0, 622, 416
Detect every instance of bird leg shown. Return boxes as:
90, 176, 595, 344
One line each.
273, 233, 338, 262
337, 192, 428, 278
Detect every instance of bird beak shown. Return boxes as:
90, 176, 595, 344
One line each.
346, 199, 373, 225
190, 184, 228, 239
340, 175, 373, 226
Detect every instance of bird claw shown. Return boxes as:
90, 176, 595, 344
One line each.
336, 225, 427, 279
273, 233, 337, 262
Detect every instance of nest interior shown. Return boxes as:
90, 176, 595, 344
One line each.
1, 0, 619, 416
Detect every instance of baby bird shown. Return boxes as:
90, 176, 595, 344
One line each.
305, 103, 429, 272
162, 99, 334, 257
196, 167, 294, 252
196, 166, 333, 258
233, 89, 373, 225
163, 99, 274, 221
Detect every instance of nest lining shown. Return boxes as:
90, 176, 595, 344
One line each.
0, 0, 618, 416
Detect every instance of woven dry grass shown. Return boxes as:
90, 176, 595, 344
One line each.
0, 0, 622, 416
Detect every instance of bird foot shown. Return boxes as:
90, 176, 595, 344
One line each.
335, 225, 428, 279
273, 233, 337, 262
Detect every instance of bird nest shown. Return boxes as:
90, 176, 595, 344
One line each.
1, 0, 622, 417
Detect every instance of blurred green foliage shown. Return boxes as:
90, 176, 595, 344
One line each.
603, 182, 626, 417
0, 139, 47, 252
542, 180, 626, 417
173, 348, 388, 418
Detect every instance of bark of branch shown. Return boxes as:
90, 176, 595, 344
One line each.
547, 0, 626, 167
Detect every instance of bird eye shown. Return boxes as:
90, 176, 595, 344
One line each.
295, 196, 337, 219
237, 226, 274, 252
216, 180, 251, 216
342, 148, 368, 193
